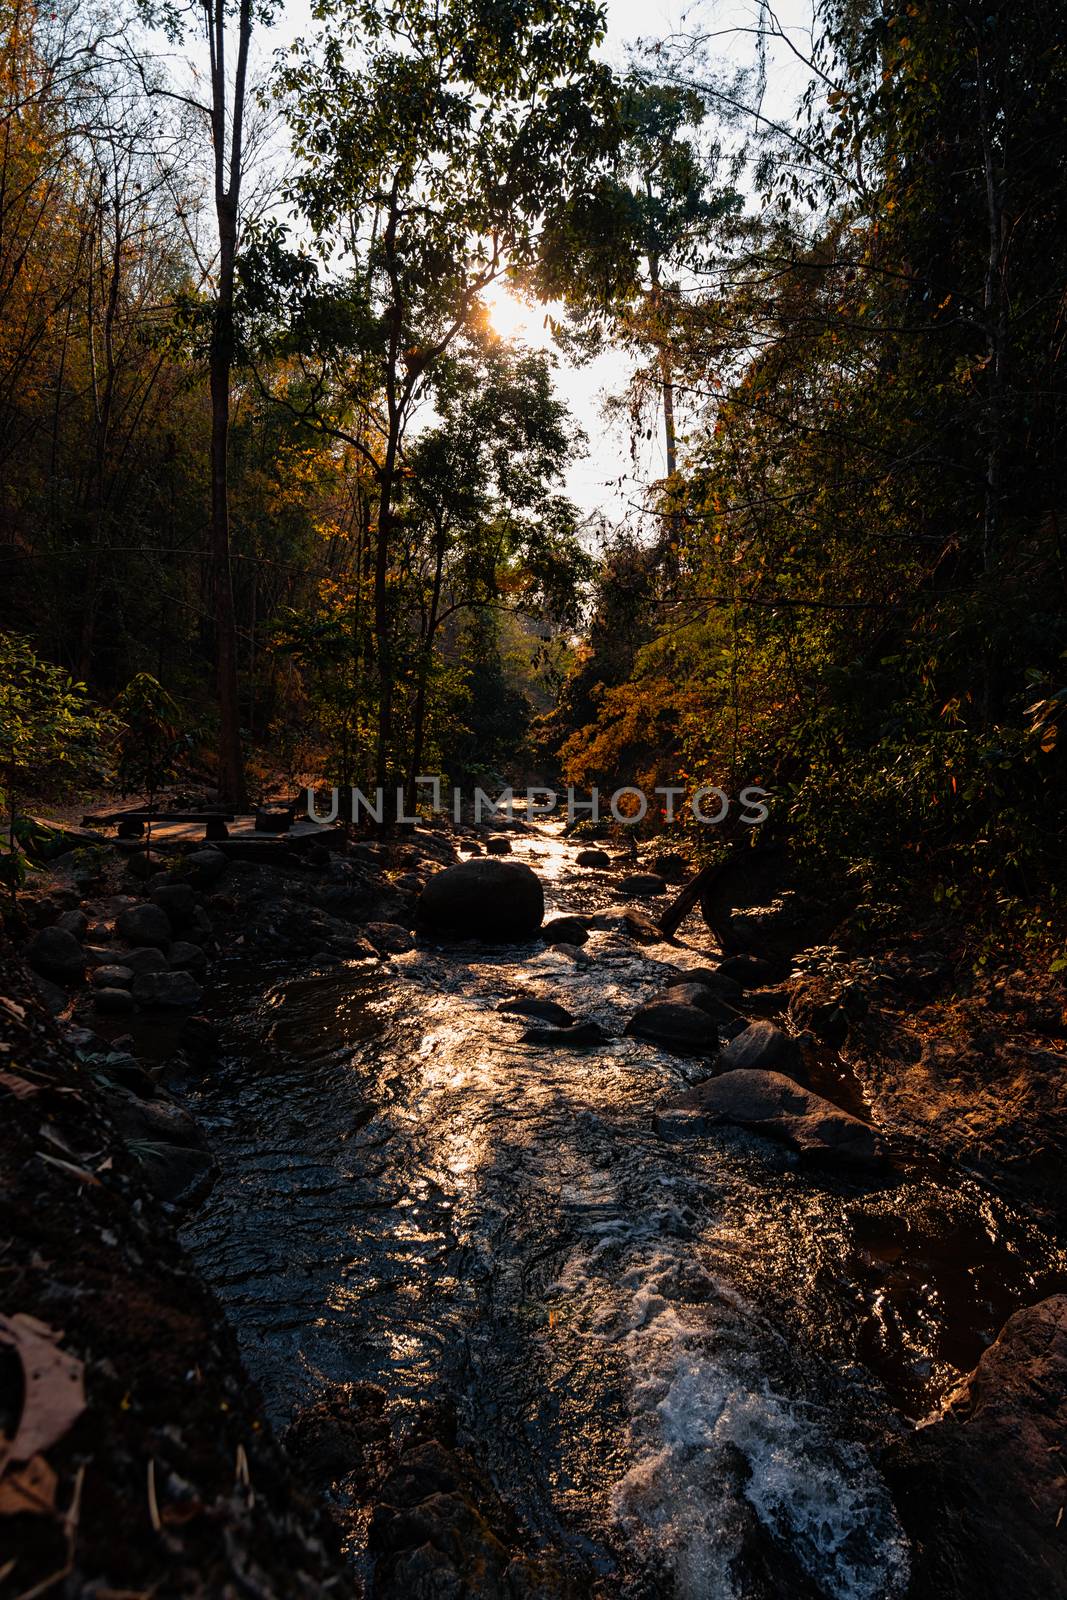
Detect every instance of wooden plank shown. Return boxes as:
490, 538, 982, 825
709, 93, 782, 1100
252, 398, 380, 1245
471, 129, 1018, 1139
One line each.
83, 809, 236, 826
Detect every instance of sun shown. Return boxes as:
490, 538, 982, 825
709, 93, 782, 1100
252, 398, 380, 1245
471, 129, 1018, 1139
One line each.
480, 282, 544, 344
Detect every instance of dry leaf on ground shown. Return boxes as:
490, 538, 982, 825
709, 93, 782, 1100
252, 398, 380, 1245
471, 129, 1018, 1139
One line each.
0, 1313, 86, 1476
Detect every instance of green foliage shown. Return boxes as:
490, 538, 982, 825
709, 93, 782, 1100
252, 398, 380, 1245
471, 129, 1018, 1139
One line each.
552, 0, 1067, 950
112, 674, 190, 804
0, 632, 117, 906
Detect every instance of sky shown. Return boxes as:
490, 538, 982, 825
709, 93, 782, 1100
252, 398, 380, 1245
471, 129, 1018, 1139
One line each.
479, 0, 816, 526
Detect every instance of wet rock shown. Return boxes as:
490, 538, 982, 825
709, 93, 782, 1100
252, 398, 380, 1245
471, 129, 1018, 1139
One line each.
619, 872, 668, 899
520, 1020, 608, 1048
620, 908, 664, 944
547, 941, 592, 967
117, 945, 168, 977
541, 915, 588, 946
575, 847, 611, 868
93, 986, 134, 1015
169, 940, 208, 976
106, 1087, 206, 1150
285, 1382, 391, 1490
417, 859, 544, 942
392, 871, 426, 893
26, 925, 86, 984
150, 881, 199, 926
116, 901, 172, 949
656, 1068, 881, 1165
625, 1000, 719, 1054
369, 1434, 577, 1600
662, 981, 742, 1023
719, 1020, 802, 1074
485, 835, 512, 855
885, 1294, 1067, 1600
91, 963, 135, 987
365, 922, 416, 955
87, 921, 111, 942
131, 969, 203, 1009
497, 996, 575, 1028
666, 965, 743, 1004
56, 908, 88, 940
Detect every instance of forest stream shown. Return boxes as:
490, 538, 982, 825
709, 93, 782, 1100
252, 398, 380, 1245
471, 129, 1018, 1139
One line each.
175, 824, 1066, 1600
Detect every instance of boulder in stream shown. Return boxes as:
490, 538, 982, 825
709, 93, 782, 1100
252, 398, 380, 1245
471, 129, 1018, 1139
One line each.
718, 1019, 801, 1074
619, 872, 668, 898
655, 1068, 881, 1165
662, 981, 743, 1024
575, 847, 611, 868
520, 1020, 608, 1048
365, 921, 416, 955
626, 999, 720, 1054
541, 915, 589, 946
885, 1294, 1067, 1600
416, 858, 543, 941
131, 969, 204, 1009
498, 995, 575, 1028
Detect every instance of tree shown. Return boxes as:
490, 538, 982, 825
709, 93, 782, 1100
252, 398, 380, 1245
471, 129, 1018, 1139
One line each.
537, 76, 741, 481
133, 0, 278, 807
399, 332, 591, 806
272, 0, 614, 798
0, 632, 116, 911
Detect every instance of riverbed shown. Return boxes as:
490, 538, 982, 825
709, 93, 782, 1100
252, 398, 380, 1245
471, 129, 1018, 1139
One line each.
180, 824, 1066, 1598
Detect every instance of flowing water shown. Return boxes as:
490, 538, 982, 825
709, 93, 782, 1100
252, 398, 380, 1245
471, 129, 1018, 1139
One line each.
180, 825, 1066, 1598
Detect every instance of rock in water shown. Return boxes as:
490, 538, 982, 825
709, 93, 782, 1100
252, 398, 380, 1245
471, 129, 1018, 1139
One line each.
497, 995, 575, 1028
662, 982, 743, 1023
619, 872, 668, 898
885, 1295, 1067, 1600
131, 970, 204, 1009
655, 1068, 880, 1165
520, 1020, 608, 1048
364, 921, 415, 955
416, 859, 543, 942
625, 1000, 720, 1054
719, 1019, 801, 1074
541, 915, 589, 946
575, 847, 611, 868
485, 835, 512, 854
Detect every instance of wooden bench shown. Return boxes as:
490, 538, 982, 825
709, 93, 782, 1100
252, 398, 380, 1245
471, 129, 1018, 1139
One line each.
82, 808, 236, 841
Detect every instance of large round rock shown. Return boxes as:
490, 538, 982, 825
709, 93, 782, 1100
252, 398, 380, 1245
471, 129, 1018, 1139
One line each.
417, 859, 543, 942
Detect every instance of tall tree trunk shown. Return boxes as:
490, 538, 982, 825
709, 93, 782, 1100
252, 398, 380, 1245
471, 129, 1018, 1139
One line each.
206, 0, 251, 808
209, 204, 246, 806
404, 519, 447, 814
975, 33, 1006, 720
374, 191, 404, 810
648, 251, 677, 477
